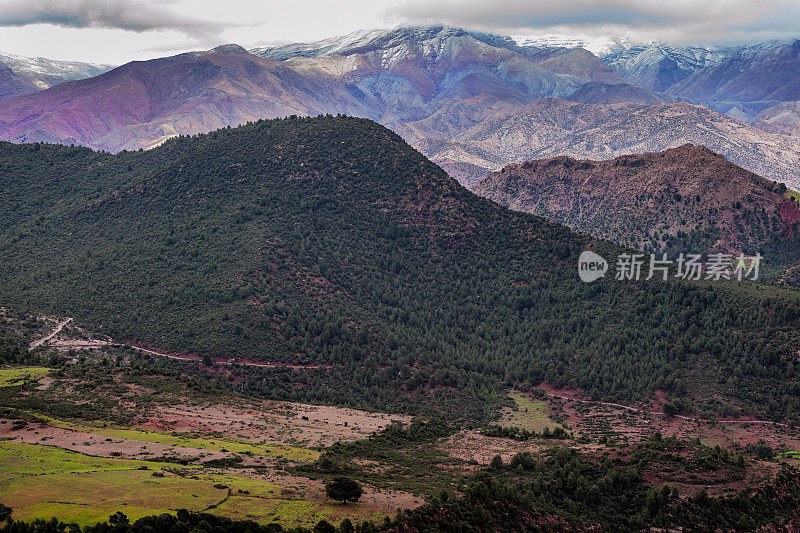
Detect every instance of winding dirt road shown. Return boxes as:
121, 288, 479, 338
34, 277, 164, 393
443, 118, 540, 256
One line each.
35, 325, 327, 371
29, 318, 73, 349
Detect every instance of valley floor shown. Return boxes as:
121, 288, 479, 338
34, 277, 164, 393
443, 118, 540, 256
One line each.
1, 310, 799, 530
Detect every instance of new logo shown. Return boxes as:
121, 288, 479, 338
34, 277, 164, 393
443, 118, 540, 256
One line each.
578, 251, 608, 282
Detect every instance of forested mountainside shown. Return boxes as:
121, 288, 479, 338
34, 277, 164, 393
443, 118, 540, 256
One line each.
2, 116, 800, 422
473, 144, 800, 269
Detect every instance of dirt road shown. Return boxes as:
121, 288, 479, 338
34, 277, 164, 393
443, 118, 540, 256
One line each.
29, 318, 73, 349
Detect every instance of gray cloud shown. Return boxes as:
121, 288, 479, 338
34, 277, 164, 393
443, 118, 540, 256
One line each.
0, 0, 227, 37
383, 0, 800, 44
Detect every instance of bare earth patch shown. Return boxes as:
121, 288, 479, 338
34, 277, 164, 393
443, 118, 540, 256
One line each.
135, 401, 412, 448
0, 420, 265, 465
440, 430, 550, 465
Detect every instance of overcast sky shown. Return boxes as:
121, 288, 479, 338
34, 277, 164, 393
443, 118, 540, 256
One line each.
0, 0, 797, 65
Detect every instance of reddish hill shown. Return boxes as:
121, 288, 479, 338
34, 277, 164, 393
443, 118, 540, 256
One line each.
473, 144, 800, 258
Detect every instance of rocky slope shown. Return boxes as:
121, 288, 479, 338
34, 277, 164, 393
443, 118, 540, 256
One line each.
756, 101, 800, 136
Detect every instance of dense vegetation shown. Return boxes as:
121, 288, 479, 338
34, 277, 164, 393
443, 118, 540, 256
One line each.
391, 446, 800, 531
0, 313, 36, 365
2, 116, 800, 421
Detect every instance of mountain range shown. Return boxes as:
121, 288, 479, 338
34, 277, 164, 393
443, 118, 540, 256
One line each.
0, 26, 798, 188
598, 41, 729, 93
665, 40, 800, 120
0, 27, 618, 151
6, 23, 800, 533
402, 97, 800, 186
0, 44, 379, 151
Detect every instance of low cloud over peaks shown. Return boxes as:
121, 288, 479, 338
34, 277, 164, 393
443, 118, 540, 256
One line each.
0, 0, 226, 38
384, 0, 800, 44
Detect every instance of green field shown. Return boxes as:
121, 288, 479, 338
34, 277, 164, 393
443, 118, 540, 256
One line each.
0, 441, 384, 527
498, 392, 561, 433
0, 441, 212, 525
34, 415, 319, 462
0, 367, 50, 387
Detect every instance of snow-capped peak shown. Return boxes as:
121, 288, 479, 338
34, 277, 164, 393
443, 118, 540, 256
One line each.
511, 34, 624, 56
0, 50, 112, 82
250, 25, 518, 62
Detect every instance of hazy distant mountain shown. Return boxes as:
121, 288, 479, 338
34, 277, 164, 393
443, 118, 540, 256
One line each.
518, 46, 623, 84
599, 41, 727, 92
0, 62, 35, 101
513, 35, 620, 56
474, 144, 800, 258
666, 40, 800, 120
598, 39, 800, 121
566, 81, 664, 105
0, 51, 110, 101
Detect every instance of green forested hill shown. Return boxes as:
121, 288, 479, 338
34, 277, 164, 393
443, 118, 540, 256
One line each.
1, 116, 800, 421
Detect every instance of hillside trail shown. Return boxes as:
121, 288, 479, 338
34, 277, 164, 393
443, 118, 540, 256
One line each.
29, 317, 73, 349
27, 315, 326, 370
127, 344, 327, 370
